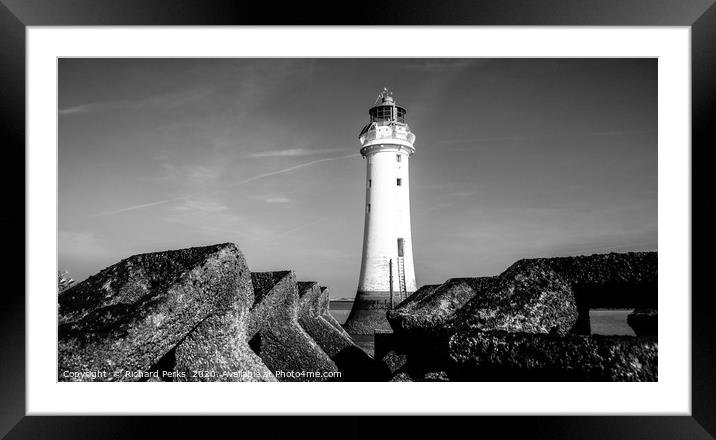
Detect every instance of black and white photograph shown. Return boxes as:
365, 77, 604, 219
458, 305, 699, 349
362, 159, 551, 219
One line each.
57, 57, 658, 383
2, 0, 711, 434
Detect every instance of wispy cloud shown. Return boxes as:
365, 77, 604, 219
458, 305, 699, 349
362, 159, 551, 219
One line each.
161, 197, 281, 244
276, 218, 329, 237
59, 87, 213, 116
246, 148, 347, 158
263, 196, 292, 204
169, 199, 229, 213
60, 101, 132, 115
157, 162, 226, 190
163, 198, 246, 235
233, 153, 360, 186
90, 198, 183, 217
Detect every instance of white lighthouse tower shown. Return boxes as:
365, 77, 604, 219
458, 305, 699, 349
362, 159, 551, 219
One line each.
344, 88, 417, 335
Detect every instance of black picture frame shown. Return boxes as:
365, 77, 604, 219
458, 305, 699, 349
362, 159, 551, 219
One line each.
2, 0, 711, 438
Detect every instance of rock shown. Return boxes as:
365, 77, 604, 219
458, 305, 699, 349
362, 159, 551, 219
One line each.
627, 308, 658, 336
449, 330, 657, 381
374, 331, 450, 382
320, 287, 353, 337
531, 252, 657, 333
449, 259, 578, 335
384, 260, 578, 382
392, 284, 441, 313
388, 259, 578, 336
390, 372, 413, 382
423, 371, 449, 381
298, 284, 350, 338
297, 282, 354, 356
387, 281, 476, 332
388, 252, 656, 338
378, 331, 452, 382
534, 252, 657, 302
58, 243, 267, 382
382, 252, 657, 381
172, 313, 276, 382
379, 350, 408, 376
535, 252, 657, 315
248, 272, 339, 381
297, 282, 387, 380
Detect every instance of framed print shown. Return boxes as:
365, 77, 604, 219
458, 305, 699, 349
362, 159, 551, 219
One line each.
3, 0, 712, 438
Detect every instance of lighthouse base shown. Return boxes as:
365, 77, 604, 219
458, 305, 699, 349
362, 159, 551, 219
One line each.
343, 291, 411, 335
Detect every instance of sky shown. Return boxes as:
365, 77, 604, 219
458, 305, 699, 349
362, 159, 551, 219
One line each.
58, 58, 657, 299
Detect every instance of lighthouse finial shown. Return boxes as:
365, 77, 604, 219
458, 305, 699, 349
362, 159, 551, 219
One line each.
375, 87, 393, 104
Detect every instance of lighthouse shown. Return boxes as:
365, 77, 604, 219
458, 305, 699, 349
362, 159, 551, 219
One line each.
343, 88, 417, 335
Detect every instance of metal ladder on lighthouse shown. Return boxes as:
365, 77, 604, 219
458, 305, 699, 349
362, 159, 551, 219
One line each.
396, 256, 407, 302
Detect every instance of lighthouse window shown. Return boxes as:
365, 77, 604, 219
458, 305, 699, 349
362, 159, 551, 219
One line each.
397, 108, 406, 123
397, 178, 402, 186
367, 204, 371, 213
396, 154, 402, 162
368, 179, 372, 188
371, 106, 393, 122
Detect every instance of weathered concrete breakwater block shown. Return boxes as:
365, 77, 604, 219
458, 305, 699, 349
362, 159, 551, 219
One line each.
58, 243, 270, 382
450, 260, 578, 334
389, 284, 440, 315
387, 282, 470, 332
381, 252, 657, 381
531, 252, 658, 333
319, 287, 353, 338
388, 259, 578, 337
297, 283, 388, 380
248, 272, 339, 381
449, 330, 658, 381
298, 284, 350, 337
534, 252, 657, 307
379, 329, 657, 382
382, 261, 579, 380
627, 308, 658, 336
536, 252, 658, 334
388, 252, 657, 338
297, 282, 354, 355
171, 312, 275, 382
